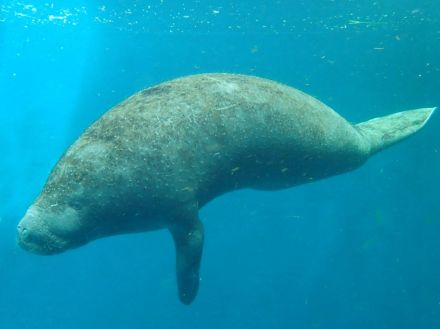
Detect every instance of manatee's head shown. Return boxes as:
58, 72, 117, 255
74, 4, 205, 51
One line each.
17, 140, 122, 255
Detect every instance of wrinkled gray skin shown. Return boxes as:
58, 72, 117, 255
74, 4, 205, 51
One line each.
17, 73, 435, 304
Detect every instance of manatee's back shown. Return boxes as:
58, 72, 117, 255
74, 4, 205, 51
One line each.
80, 74, 367, 206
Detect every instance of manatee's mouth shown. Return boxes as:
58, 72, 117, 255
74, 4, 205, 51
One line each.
17, 216, 67, 255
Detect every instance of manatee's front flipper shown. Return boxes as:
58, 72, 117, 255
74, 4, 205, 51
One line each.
169, 217, 204, 305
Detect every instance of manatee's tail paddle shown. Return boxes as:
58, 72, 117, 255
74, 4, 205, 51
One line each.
356, 107, 437, 155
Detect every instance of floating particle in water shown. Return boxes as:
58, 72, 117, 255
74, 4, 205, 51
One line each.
411, 8, 421, 15
250, 45, 259, 54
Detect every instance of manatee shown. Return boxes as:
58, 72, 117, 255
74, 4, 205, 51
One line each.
17, 73, 436, 304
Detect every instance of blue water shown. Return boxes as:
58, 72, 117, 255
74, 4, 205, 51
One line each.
1, 1, 440, 328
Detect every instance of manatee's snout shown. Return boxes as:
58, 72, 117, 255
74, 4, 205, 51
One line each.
17, 208, 67, 255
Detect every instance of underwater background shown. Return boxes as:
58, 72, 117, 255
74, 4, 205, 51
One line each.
0, 1, 439, 328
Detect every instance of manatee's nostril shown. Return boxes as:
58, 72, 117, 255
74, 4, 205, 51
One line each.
18, 224, 27, 235
18, 225, 29, 243
17, 221, 45, 250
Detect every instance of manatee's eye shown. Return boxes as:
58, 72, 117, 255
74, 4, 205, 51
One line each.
68, 199, 82, 210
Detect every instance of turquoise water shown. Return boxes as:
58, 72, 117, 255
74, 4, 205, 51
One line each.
1, 1, 439, 328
